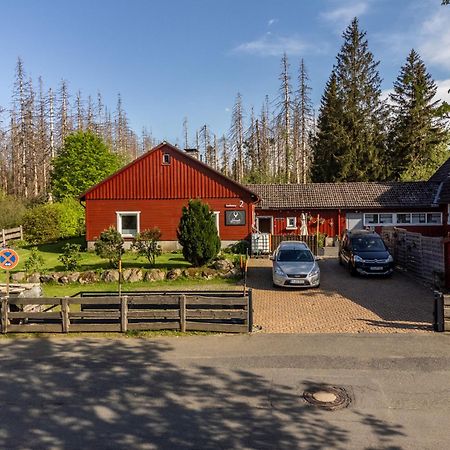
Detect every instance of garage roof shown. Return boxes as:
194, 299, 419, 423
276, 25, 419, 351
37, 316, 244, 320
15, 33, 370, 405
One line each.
246, 182, 441, 209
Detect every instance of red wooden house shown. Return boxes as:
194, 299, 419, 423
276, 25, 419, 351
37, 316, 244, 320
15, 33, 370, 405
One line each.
80, 142, 259, 250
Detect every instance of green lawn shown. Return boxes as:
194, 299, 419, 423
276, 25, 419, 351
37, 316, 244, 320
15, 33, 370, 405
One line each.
1, 237, 243, 296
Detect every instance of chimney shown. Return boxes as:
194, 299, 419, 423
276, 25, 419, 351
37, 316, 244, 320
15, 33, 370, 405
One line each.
185, 148, 199, 160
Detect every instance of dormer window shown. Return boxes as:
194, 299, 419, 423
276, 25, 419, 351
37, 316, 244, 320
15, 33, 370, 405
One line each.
162, 153, 171, 165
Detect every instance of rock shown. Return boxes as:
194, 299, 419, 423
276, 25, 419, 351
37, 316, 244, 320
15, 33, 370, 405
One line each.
11, 272, 27, 283
184, 268, 202, 279
127, 268, 143, 283
212, 259, 234, 271
66, 272, 81, 283
201, 268, 216, 280
122, 269, 133, 281
58, 276, 69, 284
101, 270, 120, 282
17, 285, 43, 298
79, 271, 99, 284
27, 273, 41, 283
220, 268, 241, 279
40, 274, 55, 283
166, 268, 182, 280
144, 269, 166, 282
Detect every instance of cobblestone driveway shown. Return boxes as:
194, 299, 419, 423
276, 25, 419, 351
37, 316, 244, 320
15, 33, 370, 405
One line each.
248, 258, 434, 333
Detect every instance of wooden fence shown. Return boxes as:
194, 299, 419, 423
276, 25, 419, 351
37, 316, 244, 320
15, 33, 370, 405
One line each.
0, 290, 252, 334
434, 292, 450, 332
270, 235, 318, 254
381, 228, 444, 287
1, 226, 23, 246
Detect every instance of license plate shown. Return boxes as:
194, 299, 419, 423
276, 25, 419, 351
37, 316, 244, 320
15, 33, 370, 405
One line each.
290, 279, 305, 285
370, 266, 384, 271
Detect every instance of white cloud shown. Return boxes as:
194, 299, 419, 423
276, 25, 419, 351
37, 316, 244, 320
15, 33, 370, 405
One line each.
233, 32, 311, 57
419, 11, 450, 70
268, 18, 278, 27
321, 1, 370, 25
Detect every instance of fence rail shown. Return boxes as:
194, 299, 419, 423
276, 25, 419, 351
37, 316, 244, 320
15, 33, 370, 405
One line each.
0, 291, 252, 334
270, 235, 318, 254
381, 228, 444, 287
1, 226, 23, 246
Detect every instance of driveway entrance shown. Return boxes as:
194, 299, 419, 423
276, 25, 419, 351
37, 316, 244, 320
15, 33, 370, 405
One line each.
247, 258, 434, 333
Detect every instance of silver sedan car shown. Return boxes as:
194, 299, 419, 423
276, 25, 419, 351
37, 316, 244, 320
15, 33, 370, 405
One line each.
271, 241, 320, 288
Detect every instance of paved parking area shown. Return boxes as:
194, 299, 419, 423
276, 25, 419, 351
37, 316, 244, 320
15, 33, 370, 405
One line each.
247, 258, 435, 333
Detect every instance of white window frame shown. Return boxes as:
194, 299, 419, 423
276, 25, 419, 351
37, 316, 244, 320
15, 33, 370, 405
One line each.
286, 216, 297, 230
363, 212, 442, 227
116, 211, 141, 237
162, 153, 171, 165
213, 211, 220, 235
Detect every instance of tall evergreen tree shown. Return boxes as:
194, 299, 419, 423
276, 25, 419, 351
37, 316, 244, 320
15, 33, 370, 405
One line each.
389, 49, 448, 180
313, 18, 387, 181
311, 72, 346, 182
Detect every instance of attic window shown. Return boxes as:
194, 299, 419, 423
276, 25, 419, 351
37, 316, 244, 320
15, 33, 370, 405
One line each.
162, 153, 171, 165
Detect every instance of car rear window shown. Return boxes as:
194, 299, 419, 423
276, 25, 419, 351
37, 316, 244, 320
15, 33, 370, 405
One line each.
277, 249, 314, 262
351, 236, 386, 252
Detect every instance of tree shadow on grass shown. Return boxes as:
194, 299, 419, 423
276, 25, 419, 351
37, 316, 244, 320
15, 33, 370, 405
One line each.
0, 338, 407, 449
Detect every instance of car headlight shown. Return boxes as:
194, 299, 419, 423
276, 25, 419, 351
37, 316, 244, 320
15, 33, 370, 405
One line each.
309, 267, 320, 276
353, 255, 364, 263
386, 254, 394, 263
274, 266, 286, 276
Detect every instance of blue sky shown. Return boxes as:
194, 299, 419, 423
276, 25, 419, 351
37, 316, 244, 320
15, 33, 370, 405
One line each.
0, 0, 449, 145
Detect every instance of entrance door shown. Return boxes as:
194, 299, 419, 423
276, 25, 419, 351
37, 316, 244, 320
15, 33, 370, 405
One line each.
346, 213, 363, 231
256, 217, 273, 233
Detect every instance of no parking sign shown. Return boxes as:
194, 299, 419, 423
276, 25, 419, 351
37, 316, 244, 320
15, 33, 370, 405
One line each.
0, 248, 19, 270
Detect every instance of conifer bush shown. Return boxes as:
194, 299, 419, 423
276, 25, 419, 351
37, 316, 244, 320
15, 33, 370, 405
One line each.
177, 199, 221, 267
94, 227, 124, 268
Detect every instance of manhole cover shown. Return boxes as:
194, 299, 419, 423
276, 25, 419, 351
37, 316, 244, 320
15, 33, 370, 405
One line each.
303, 386, 351, 410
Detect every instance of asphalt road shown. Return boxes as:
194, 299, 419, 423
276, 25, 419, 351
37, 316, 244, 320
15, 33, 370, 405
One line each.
1, 334, 449, 449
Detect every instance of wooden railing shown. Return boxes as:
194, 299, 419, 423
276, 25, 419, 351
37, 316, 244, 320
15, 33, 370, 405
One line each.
270, 235, 318, 254
0, 291, 253, 334
1, 226, 23, 246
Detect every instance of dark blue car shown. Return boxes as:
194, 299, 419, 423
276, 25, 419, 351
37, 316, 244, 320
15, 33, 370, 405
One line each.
339, 230, 394, 276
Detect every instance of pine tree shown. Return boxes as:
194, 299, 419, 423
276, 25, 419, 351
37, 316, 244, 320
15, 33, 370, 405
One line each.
314, 18, 387, 181
311, 72, 346, 182
229, 93, 245, 181
389, 49, 448, 180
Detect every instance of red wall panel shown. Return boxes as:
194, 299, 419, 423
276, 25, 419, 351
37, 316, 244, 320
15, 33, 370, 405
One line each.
86, 198, 253, 242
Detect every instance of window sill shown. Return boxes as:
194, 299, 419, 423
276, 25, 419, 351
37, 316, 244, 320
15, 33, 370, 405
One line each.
286, 227, 298, 230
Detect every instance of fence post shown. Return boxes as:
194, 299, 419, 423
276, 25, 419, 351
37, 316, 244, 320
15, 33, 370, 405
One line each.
19, 225, 23, 241
179, 295, 186, 332
1, 229, 5, 247
1, 297, 9, 334
247, 289, 253, 332
121, 296, 128, 333
434, 291, 444, 332
61, 297, 70, 333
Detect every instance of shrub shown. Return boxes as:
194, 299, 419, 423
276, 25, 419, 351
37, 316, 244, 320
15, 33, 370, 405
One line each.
24, 247, 45, 274
177, 199, 221, 267
23, 204, 60, 243
0, 195, 27, 230
224, 240, 249, 255
94, 227, 124, 268
131, 227, 162, 266
22, 199, 85, 244
58, 243, 82, 271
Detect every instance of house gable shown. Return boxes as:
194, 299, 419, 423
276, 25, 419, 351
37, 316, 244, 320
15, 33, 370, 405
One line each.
80, 142, 258, 202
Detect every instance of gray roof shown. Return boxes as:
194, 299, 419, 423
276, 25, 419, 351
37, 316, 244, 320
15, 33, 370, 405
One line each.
246, 182, 441, 209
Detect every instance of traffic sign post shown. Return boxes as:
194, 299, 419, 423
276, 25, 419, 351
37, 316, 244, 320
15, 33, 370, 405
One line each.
0, 248, 20, 298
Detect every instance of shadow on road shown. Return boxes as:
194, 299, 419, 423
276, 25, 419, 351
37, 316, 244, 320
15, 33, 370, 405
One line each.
0, 338, 406, 449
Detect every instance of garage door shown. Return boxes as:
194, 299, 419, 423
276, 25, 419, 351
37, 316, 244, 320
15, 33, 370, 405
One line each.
346, 213, 363, 230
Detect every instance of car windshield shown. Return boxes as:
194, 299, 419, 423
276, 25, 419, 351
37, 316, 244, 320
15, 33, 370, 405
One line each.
277, 249, 314, 262
351, 236, 386, 252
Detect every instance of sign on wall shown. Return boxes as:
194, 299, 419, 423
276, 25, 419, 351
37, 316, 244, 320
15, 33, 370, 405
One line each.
225, 210, 246, 226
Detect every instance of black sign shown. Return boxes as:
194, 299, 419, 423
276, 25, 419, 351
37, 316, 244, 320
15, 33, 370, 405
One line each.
225, 210, 246, 226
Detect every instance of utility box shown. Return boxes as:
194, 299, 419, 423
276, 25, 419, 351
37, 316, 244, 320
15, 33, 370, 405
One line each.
251, 233, 270, 255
